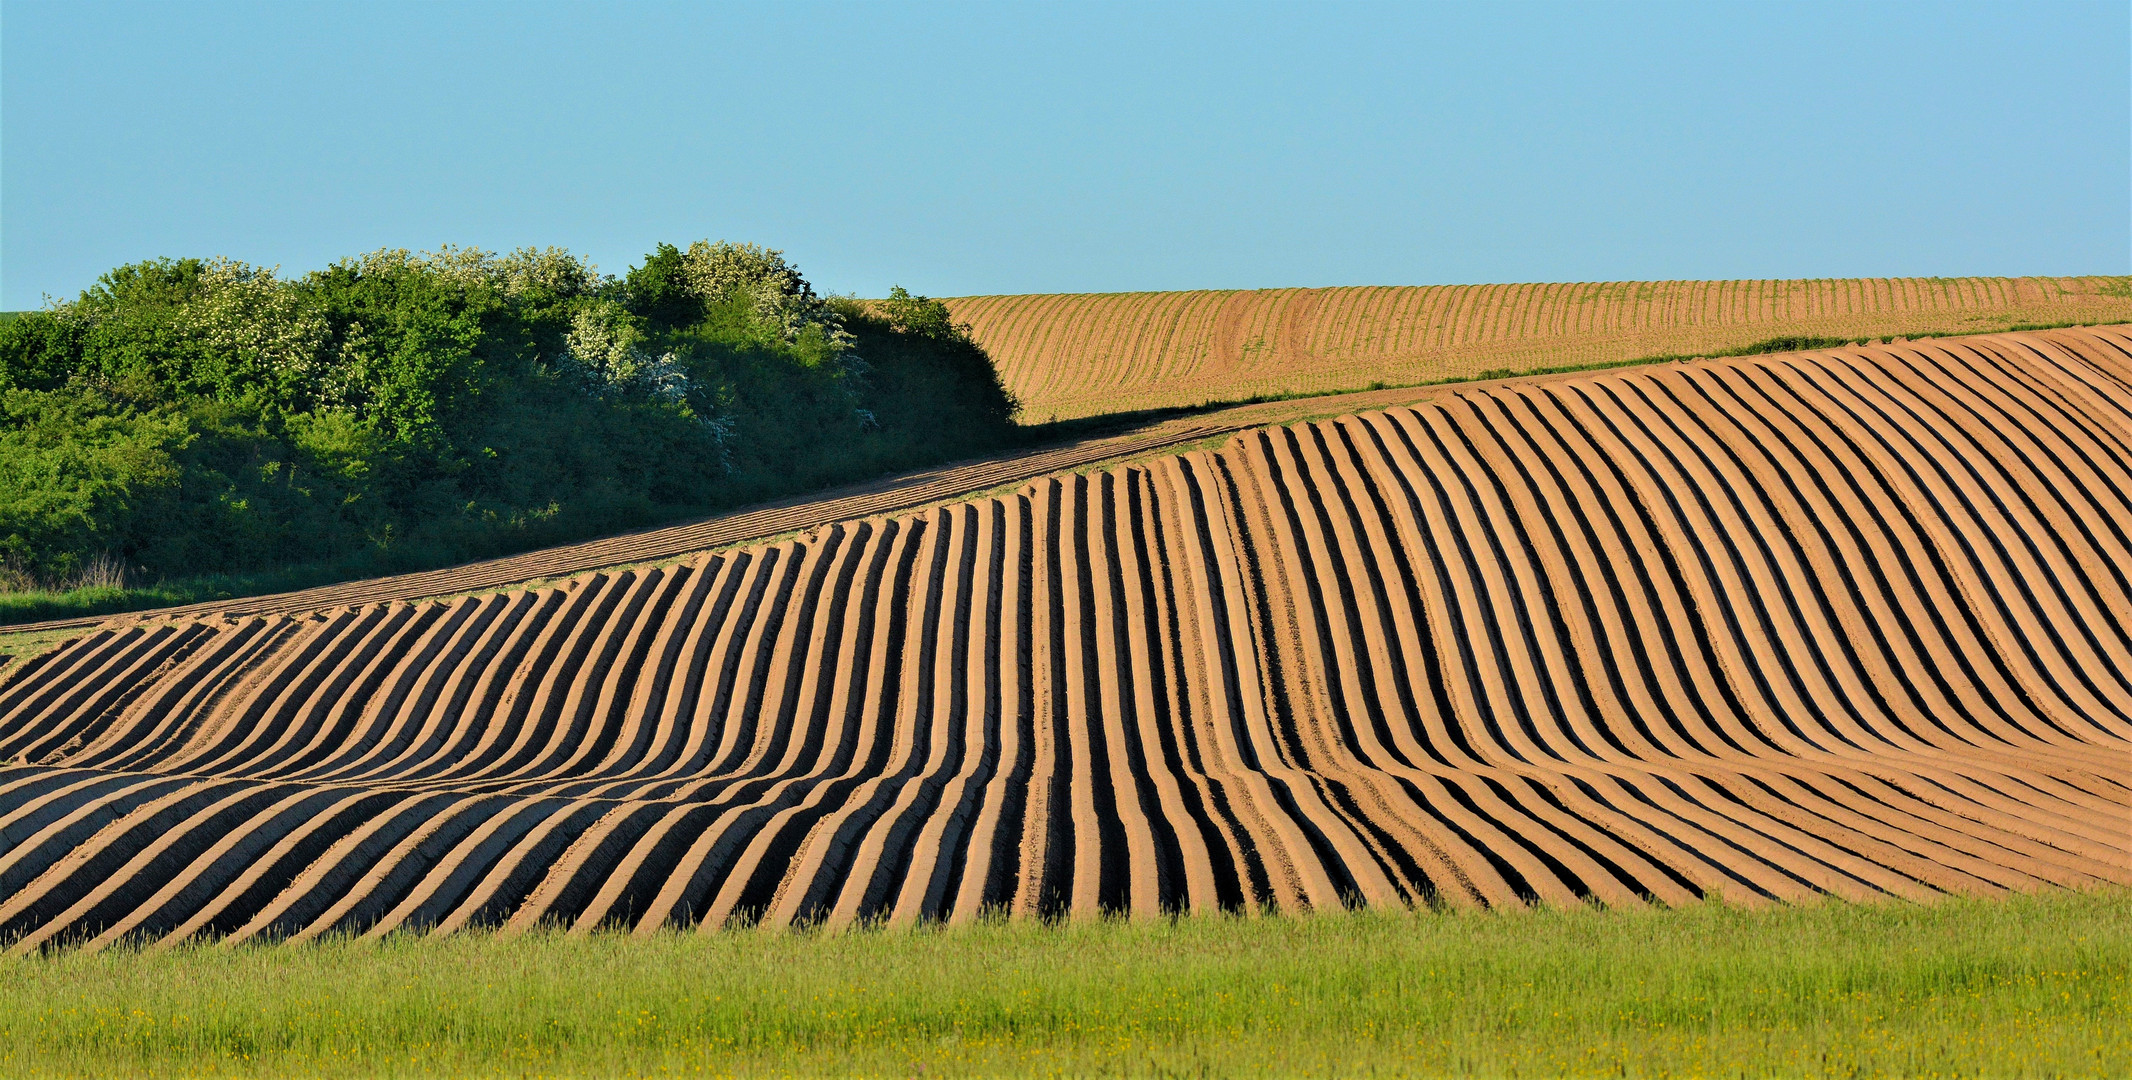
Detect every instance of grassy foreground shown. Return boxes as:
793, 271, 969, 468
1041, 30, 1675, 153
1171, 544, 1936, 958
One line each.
0, 891, 2125, 1078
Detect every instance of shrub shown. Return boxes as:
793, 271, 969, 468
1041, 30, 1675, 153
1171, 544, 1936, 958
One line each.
0, 243, 1018, 592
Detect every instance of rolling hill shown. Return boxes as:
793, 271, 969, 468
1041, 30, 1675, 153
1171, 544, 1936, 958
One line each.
0, 325, 2126, 948
950, 277, 2132, 419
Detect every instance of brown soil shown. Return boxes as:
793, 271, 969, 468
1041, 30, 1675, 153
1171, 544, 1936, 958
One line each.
1, 326, 2127, 948
951, 278, 2132, 419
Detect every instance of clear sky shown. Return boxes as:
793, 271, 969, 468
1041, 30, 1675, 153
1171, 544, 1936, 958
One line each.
3, 0, 2127, 308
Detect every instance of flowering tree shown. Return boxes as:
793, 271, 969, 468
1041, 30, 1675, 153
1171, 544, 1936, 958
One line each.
0, 240, 1016, 600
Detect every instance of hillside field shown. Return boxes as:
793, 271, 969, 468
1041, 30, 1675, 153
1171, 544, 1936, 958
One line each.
0, 326, 2124, 949
949, 276, 2132, 418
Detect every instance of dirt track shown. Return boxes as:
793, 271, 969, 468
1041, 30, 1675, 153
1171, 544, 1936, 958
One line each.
1, 327, 2127, 947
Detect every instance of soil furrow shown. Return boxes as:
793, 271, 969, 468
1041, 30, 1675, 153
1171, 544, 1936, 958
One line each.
3, 328, 2126, 945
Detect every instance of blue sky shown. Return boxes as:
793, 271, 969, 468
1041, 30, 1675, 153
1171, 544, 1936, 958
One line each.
3, 0, 2126, 307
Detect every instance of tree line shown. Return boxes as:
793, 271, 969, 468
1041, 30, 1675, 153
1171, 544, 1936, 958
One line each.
0, 242, 1017, 594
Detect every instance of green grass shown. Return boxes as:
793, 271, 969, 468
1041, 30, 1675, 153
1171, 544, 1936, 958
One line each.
0, 626, 90, 665
0, 565, 343, 628
1, 890, 2124, 1078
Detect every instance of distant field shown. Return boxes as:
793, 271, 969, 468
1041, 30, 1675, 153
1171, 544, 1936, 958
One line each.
950, 276, 2132, 418
1, 890, 2124, 1078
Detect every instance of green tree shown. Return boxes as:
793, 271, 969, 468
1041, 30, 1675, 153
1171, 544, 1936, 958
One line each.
0, 241, 1019, 611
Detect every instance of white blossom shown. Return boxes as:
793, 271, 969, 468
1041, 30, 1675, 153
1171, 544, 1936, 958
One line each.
679, 241, 853, 350
180, 260, 332, 385
51, 258, 337, 402
560, 300, 692, 405
352, 245, 603, 299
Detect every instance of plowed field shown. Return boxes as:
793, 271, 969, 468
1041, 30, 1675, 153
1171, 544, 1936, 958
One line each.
2, 327, 2128, 949
952, 277, 2132, 418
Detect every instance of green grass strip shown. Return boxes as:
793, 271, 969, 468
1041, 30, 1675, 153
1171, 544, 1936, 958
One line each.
0, 626, 92, 665
0, 568, 333, 629
1, 889, 2124, 1077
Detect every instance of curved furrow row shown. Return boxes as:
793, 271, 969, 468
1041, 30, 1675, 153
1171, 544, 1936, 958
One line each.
1, 328, 2127, 949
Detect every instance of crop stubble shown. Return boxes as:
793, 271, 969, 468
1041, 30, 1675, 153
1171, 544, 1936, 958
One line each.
0, 327, 2127, 949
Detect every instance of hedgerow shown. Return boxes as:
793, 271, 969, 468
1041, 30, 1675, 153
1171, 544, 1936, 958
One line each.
0, 243, 1015, 592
